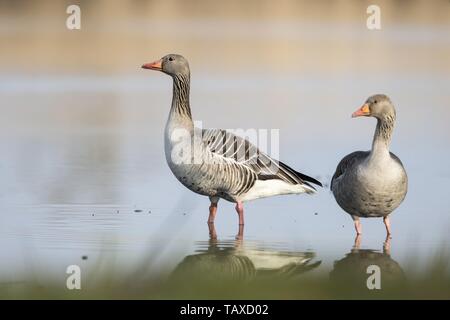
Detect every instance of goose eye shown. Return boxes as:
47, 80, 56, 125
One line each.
168, 57, 174, 62
374, 100, 377, 103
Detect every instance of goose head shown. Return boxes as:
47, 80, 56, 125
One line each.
142, 54, 190, 78
352, 94, 396, 121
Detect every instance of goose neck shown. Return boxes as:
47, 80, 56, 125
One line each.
169, 73, 193, 130
370, 116, 395, 159
171, 74, 192, 116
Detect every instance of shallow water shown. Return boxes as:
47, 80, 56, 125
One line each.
1, 72, 449, 292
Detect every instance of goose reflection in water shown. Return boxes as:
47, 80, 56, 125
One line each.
171, 224, 321, 282
330, 236, 405, 291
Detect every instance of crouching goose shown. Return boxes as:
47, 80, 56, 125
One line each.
331, 94, 407, 236
142, 54, 321, 226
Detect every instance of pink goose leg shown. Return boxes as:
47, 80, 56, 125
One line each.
208, 221, 217, 240
235, 202, 244, 225
352, 215, 362, 235
208, 197, 219, 224
383, 216, 392, 238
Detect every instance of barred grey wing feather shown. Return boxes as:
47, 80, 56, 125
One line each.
202, 128, 322, 189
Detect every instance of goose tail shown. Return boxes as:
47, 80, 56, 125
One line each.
278, 161, 323, 191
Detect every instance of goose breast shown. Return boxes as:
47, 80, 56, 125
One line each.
332, 152, 407, 218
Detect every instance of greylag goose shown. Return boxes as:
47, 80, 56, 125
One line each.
331, 94, 407, 236
142, 54, 321, 226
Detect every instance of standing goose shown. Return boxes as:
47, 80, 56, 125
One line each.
142, 54, 321, 226
331, 94, 407, 236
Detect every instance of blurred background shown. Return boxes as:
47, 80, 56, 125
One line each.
0, 0, 449, 298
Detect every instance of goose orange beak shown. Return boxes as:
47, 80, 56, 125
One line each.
142, 59, 162, 71
352, 103, 370, 118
